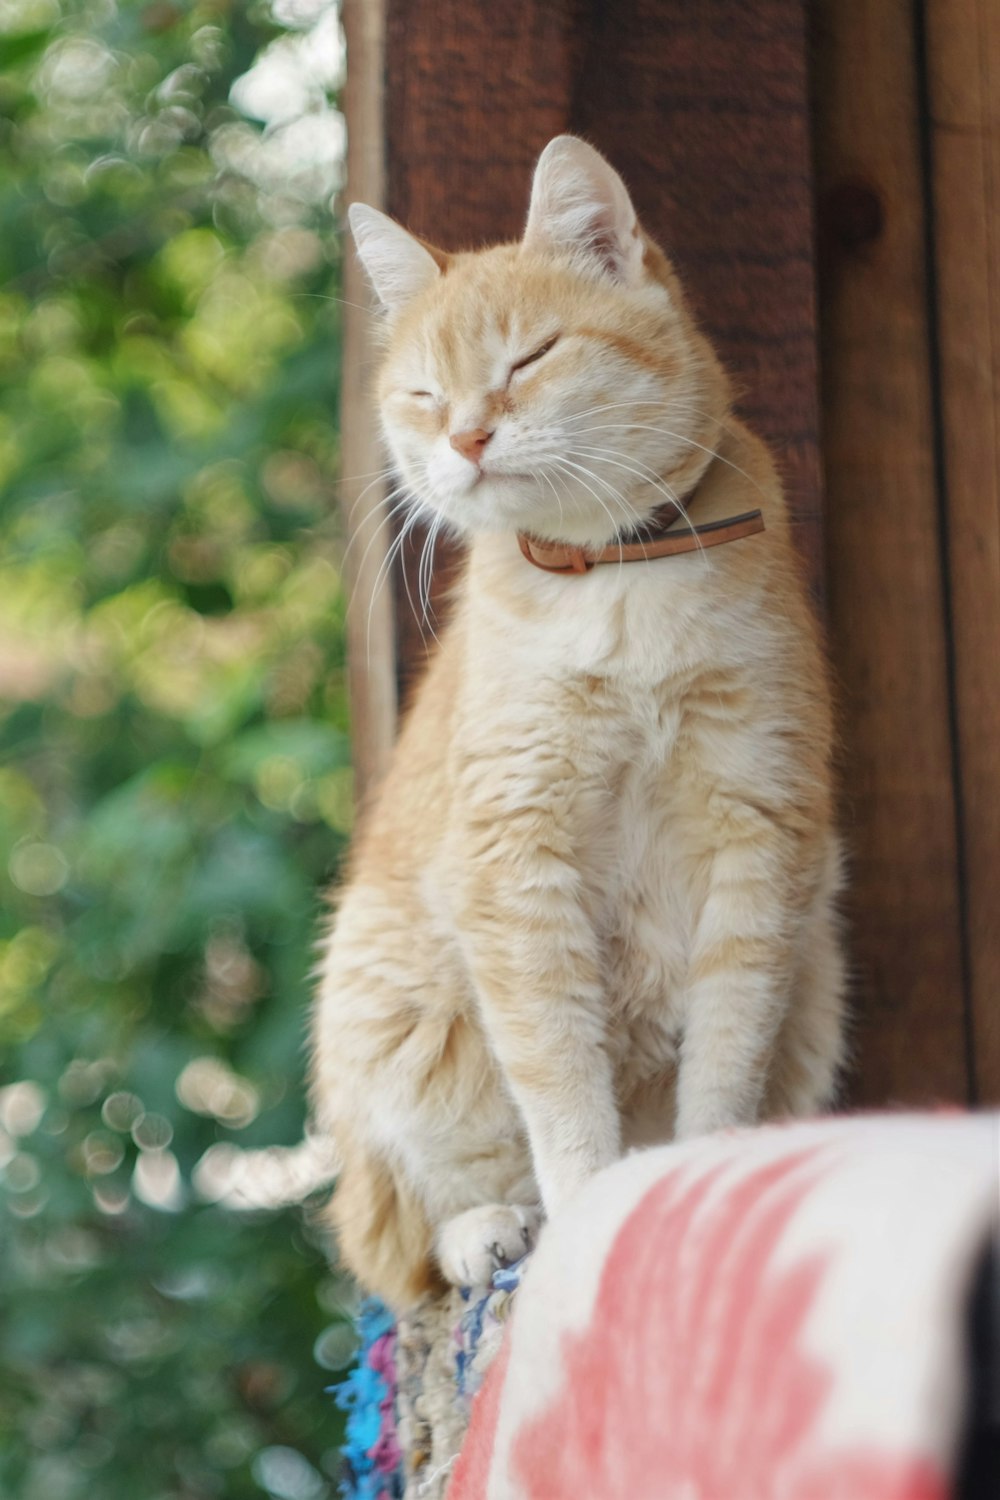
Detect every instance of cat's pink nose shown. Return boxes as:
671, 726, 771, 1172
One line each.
449, 427, 493, 465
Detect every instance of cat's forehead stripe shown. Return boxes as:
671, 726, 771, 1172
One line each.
576, 326, 681, 381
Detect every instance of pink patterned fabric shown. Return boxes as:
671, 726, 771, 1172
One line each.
449, 1114, 998, 1500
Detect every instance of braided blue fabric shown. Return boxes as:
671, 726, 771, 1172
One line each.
333, 1300, 403, 1500
335, 1260, 527, 1500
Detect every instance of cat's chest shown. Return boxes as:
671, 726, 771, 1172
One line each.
469, 537, 737, 687
585, 731, 698, 991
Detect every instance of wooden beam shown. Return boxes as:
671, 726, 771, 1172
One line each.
813, 0, 970, 1104
338, 0, 397, 801
925, 0, 1000, 1102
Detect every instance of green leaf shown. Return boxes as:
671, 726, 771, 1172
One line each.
0, 27, 54, 68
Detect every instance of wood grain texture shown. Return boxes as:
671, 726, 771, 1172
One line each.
338, 0, 397, 801
813, 0, 970, 1104
925, 0, 1000, 1102
570, 0, 823, 585
384, 0, 578, 245
382, 0, 824, 694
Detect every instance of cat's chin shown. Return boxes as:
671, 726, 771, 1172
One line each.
428, 476, 552, 537
423, 472, 655, 548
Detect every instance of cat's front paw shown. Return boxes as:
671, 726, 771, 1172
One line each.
436, 1203, 541, 1289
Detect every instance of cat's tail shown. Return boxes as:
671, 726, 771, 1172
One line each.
328, 1132, 444, 1310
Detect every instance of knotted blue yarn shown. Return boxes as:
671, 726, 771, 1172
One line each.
333, 1259, 527, 1499
332, 1300, 403, 1500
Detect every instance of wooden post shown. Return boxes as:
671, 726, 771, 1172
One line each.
813, 0, 971, 1104
342, 0, 994, 1107
338, 0, 397, 802
924, 0, 1000, 1102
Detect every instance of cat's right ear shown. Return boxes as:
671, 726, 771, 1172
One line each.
523, 136, 644, 287
348, 204, 444, 316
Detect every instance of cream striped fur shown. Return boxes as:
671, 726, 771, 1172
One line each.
312, 138, 845, 1309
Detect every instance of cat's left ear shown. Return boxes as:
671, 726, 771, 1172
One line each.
348, 203, 446, 316
523, 136, 644, 287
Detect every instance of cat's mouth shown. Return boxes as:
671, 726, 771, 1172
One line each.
477, 468, 533, 485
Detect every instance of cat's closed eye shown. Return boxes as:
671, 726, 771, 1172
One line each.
509, 334, 560, 378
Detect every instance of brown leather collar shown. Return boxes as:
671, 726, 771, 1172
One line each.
516, 499, 765, 575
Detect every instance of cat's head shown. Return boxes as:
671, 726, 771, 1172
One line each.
349, 137, 729, 548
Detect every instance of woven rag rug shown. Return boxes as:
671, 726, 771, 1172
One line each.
336, 1264, 524, 1498
336, 1112, 999, 1500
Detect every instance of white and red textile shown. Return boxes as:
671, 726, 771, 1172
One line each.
449, 1113, 999, 1500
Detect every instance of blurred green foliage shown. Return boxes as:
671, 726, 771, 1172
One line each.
0, 2, 355, 1496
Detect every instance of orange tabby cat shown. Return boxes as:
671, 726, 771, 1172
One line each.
312, 137, 845, 1309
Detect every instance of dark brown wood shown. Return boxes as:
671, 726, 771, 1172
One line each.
570, 0, 823, 585
813, 0, 970, 1104
925, 0, 1000, 1103
383, 0, 824, 695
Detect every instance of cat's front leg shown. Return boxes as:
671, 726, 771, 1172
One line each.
455, 795, 620, 1214
675, 798, 815, 1139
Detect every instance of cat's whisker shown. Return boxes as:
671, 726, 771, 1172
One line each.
421, 512, 447, 645
550, 457, 629, 574
566, 402, 717, 431
557, 454, 646, 535
572, 443, 678, 497
554, 452, 642, 523
572, 477, 644, 565
366, 501, 416, 623
340, 491, 410, 585
563, 406, 768, 505
292, 291, 380, 320
401, 486, 438, 641
365, 503, 424, 670
571, 445, 708, 564
422, 512, 438, 613
583, 423, 768, 504
343, 478, 411, 538
416, 512, 442, 643
545, 462, 577, 531
342, 465, 401, 531
576, 400, 758, 465
396, 511, 425, 642
341, 474, 401, 534
339, 461, 396, 488
574, 444, 689, 507
564, 397, 725, 462
535, 465, 567, 529
364, 525, 405, 669
565, 395, 706, 418
564, 396, 705, 426
340, 484, 414, 575
556, 449, 710, 576
362, 478, 436, 632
